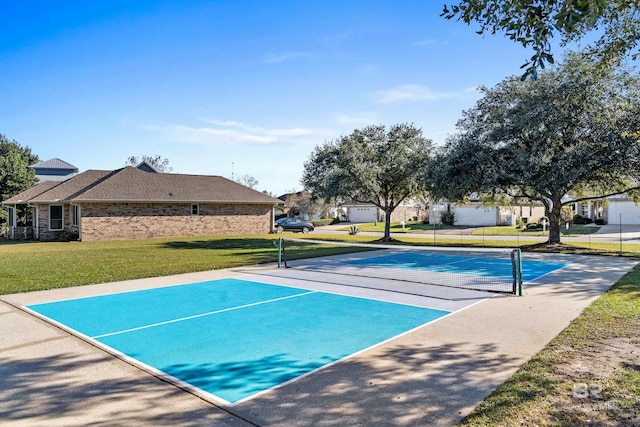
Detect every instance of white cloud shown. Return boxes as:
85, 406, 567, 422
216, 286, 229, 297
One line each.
143, 119, 332, 146
265, 51, 315, 64
370, 84, 478, 104
335, 112, 380, 127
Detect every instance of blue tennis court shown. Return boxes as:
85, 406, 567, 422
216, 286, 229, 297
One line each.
343, 252, 566, 281
26, 278, 449, 404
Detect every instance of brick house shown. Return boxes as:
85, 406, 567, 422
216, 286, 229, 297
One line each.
2, 166, 281, 241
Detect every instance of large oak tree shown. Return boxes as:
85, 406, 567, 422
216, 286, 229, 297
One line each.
442, 0, 640, 79
302, 124, 432, 241
431, 53, 640, 244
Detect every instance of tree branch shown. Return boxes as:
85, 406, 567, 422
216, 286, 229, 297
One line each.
561, 186, 640, 205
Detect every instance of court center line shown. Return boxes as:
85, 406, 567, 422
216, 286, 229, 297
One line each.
91, 290, 317, 339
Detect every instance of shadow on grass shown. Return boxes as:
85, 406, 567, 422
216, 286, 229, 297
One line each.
163, 237, 278, 251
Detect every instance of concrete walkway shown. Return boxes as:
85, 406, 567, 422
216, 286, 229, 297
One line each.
1, 254, 637, 426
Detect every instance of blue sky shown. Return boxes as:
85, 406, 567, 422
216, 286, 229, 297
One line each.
2, 1, 551, 195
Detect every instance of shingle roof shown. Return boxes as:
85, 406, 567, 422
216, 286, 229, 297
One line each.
2, 181, 60, 203
29, 158, 79, 172
5, 167, 281, 205
29, 170, 114, 203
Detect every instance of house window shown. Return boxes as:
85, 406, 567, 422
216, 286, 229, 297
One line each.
72, 205, 79, 226
7, 207, 14, 227
49, 205, 63, 230
191, 204, 199, 215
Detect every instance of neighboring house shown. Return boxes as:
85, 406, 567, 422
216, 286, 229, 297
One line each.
429, 201, 544, 226
29, 158, 79, 182
340, 199, 428, 223
604, 196, 640, 225
2, 166, 282, 241
277, 191, 310, 218
450, 203, 513, 226
340, 203, 379, 223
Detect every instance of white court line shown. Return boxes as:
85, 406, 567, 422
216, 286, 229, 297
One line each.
91, 290, 317, 339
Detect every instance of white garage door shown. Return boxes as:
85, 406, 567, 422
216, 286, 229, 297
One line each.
453, 206, 497, 226
348, 207, 378, 223
607, 201, 640, 225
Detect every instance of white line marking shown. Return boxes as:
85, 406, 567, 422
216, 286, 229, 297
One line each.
91, 290, 317, 339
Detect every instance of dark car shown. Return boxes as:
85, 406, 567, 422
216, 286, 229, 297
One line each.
274, 218, 314, 233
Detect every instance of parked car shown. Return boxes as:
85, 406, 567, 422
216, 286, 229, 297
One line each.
274, 218, 314, 233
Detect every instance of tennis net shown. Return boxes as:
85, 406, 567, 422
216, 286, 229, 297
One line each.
277, 238, 523, 295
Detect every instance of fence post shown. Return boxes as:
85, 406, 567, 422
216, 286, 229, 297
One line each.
620, 213, 623, 256
433, 223, 437, 245
277, 238, 282, 268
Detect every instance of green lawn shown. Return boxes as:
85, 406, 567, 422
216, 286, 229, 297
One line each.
0, 233, 435, 295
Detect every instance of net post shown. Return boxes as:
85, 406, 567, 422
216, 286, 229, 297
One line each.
277, 238, 282, 268
514, 249, 523, 296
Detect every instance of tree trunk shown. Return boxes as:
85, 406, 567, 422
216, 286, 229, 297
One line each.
383, 208, 392, 241
547, 197, 563, 244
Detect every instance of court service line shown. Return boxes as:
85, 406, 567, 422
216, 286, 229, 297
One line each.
91, 290, 317, 339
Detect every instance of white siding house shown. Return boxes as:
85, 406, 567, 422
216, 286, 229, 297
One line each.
606, 197, 640, 225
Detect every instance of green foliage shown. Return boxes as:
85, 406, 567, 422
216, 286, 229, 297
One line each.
440, 212, 455, 226
0, 135, 39, 225
595, 218, 606, 225
431, 53, 640, 243
56, 231, 79, 242
348, 224, 360, 235
302, 123, 433, 240
526, 222, 542, 230
442, 0, 640, 79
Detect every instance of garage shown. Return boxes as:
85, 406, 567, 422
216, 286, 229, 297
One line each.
346, 206, 379, 223
607, 199, 640, 225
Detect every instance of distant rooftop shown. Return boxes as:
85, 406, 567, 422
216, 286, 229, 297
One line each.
29, 158, 79, 171
28, 158, 79, 182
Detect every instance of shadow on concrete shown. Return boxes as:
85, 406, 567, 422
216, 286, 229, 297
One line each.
0, 352, 249, 427
234, 340, 521, 426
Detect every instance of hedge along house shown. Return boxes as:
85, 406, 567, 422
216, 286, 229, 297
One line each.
2, 166, 282, 241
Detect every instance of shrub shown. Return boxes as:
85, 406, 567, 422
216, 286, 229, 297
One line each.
526, 222, 542, 230
594, 218, 606, 225
56, 231, 79, 242
348, 225, 360, 235
515, 218, 524, 229
311, 218, 334, 227
573, 214, 593, 225
440, 212, 455, 226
